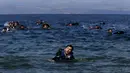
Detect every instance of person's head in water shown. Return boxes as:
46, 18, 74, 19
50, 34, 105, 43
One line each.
64, 45, 73, 55
107, 29, 113, 33
107, 29, 113, 35
19, 25, 26, 30
51, 44, 75, 61
14, 21, 20, 27
67, 22, 79, 26
42, 24, 50, 29
95, 25, 102, 29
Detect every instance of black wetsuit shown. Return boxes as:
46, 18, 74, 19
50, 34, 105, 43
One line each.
114, 31, 124, 34
52, 49, 75, 61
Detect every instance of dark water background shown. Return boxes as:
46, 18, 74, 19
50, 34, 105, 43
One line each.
0, 14, 130, 73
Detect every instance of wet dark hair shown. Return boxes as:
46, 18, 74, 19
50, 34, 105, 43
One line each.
66, 45, 74, 51
42, 24, 50, 28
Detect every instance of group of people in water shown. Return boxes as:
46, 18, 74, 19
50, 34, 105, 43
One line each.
1, 20, 125, 35
1, 20, 125, 62
51, 21, 125, 62
88, 22, 125, 35
1, 21, 27, 33
1, 20, 52, 33
1, 20, 76, 62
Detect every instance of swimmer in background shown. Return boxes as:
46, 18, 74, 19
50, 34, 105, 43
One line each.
89, 25, 102, 29
66, 22, 79, 26
42, 23, 51, 29
19, 25, 27, 30
107, 29, 125, 35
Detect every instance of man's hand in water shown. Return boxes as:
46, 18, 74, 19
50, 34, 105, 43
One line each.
48, 59, 55, 62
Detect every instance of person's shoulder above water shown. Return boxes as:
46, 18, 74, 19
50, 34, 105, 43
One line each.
52, 45, 75, 62
114, 31, 124, 34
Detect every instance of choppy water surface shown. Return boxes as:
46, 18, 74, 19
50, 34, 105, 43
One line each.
0, 14, 130, 73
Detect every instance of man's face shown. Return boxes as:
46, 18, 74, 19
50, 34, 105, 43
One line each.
64, 46, 72, 55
